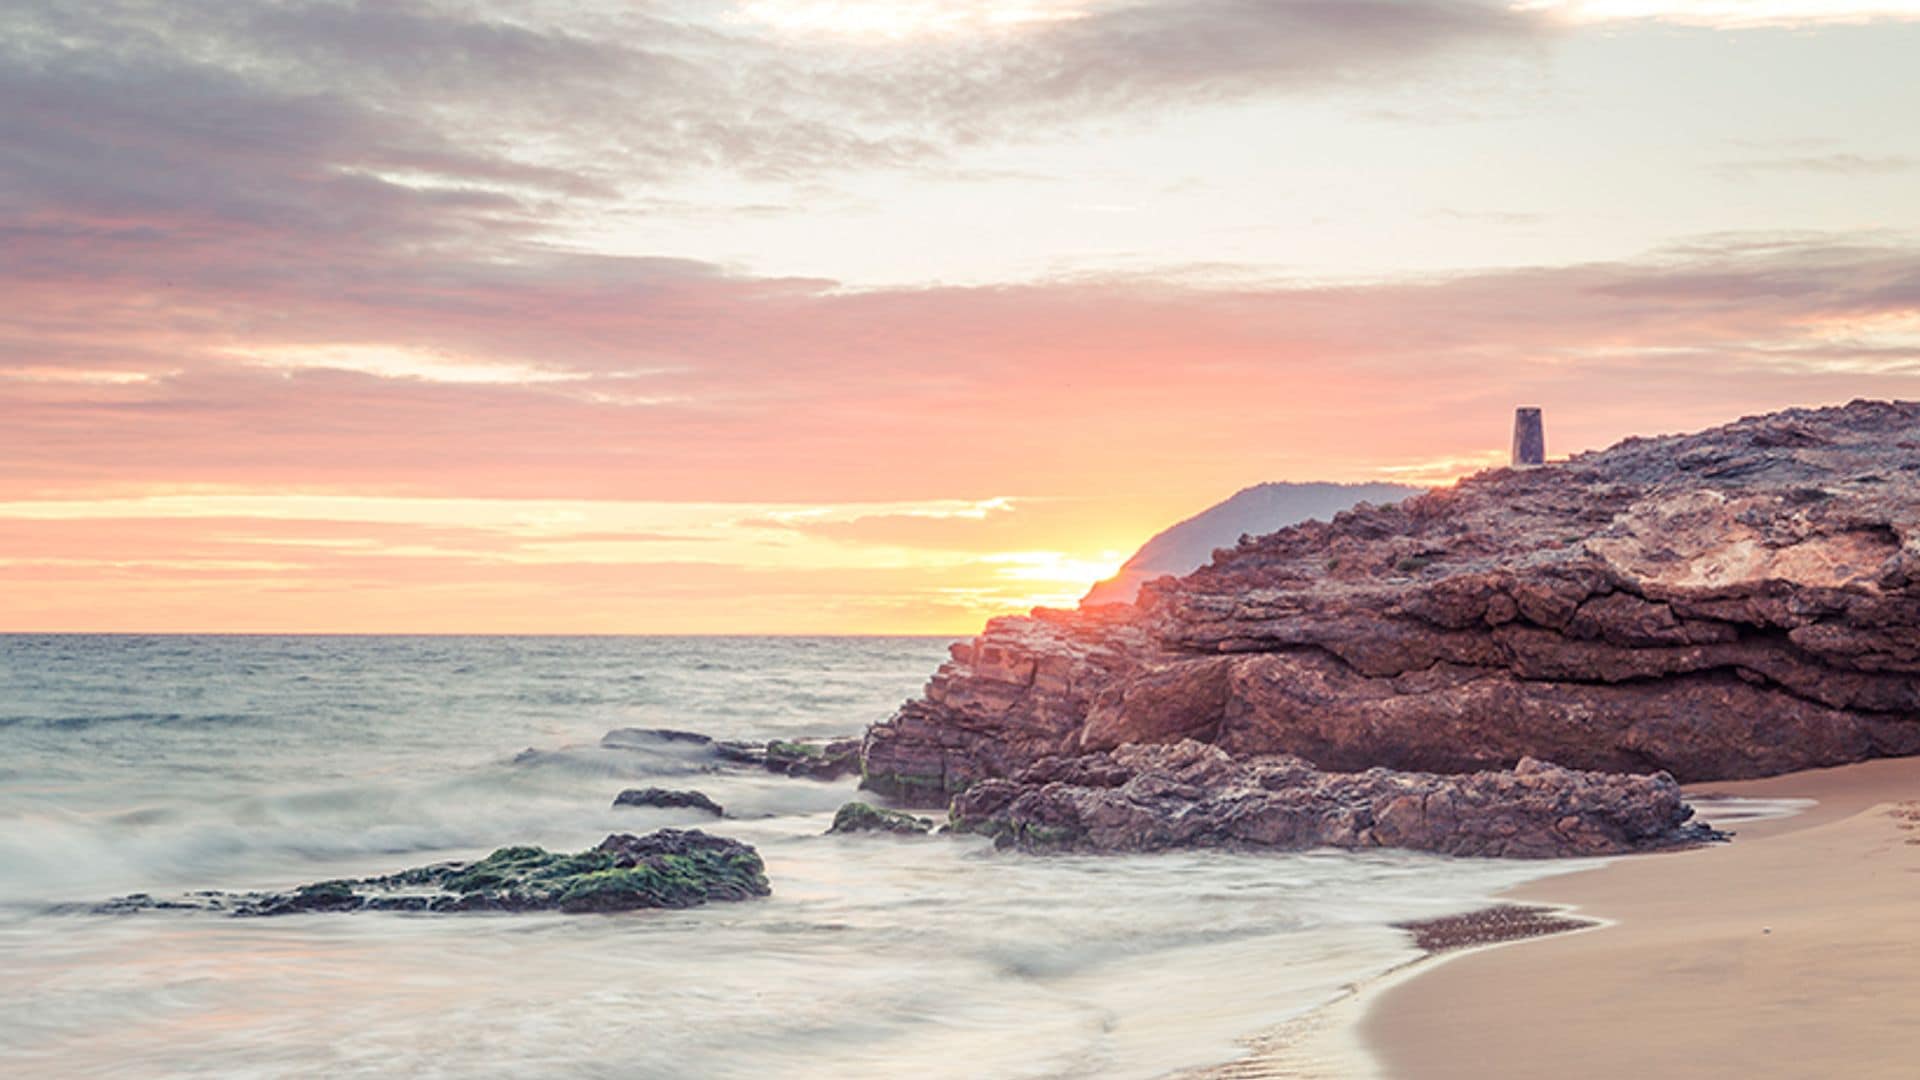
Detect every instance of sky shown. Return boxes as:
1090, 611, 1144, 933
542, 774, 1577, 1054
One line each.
3, 1, 1920, 634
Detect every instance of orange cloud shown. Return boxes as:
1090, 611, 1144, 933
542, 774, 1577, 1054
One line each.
5, 234, 1919, 630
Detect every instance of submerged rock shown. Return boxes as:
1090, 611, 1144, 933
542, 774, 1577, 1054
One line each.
600, 727, 713, 749
865, 401, 1920, 805
948, 741, 1718, 858
595, 727, 862, 781
716, 738, 861, 781
98, 830, 770, 916
827, 802, 934, 836
613, 787, 724, 815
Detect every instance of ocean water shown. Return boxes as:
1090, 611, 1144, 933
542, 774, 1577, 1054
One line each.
0, 635, 1588, 1079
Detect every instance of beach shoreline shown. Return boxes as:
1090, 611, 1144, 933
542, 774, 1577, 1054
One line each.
1181, 756, 1920, 1079
1374, 757, 1920, 1079
1174, 903, 1610, 1080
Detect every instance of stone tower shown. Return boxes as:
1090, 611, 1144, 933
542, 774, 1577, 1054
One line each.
1512, 407, 1545, 467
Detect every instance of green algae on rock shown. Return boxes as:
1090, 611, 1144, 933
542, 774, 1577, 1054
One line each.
716, 736, 862, 780
612, 787, 724, 815
98, 829, 770, 916
826, 801, 934, 836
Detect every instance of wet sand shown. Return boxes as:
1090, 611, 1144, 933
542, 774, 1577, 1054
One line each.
1366, 756, 1920, 1079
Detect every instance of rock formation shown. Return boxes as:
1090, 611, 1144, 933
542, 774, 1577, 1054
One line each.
827, 802, 935, 835
716, 737, 862, 780
949, 741, 1712, 857
601, 727, 714, 748
613, 787, 724, 815
865, 401, 1920, 814
99, 830, 770, 915
597, 727, 863, 781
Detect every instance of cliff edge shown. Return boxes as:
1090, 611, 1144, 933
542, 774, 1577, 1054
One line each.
864, 401, 1920, 818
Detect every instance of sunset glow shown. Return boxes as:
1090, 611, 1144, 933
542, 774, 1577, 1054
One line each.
3, 1, 1919, 633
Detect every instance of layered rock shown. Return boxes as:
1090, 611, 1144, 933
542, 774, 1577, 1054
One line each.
865, 401, 1920, 806
99, 829, 770, 916
949, 741, 1711, 857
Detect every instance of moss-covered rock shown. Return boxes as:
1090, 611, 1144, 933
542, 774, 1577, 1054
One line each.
715, 737, 861, 780
612, 787, 724, 815
271, 879, 361, 913
102, 830, 771, 917
827, 801, 934, 836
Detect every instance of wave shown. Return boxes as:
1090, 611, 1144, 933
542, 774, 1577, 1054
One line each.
0, 736, 862, 908
505, 740, 717, 780
0, 712, 258, 731
0, 635, 1603, 1080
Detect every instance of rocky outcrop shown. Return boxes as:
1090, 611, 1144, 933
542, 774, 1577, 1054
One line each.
827, 802, 935, 835
99, 830, 770, 916
716, 737, 862, 780
596, 727, 863, 781
948, 741, 1712, 857
601, 727, 714, 748
613, 787, 724, 815
866, 401, 1920, 807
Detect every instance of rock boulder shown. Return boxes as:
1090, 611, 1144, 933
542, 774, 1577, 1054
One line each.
99, 830, 770, 916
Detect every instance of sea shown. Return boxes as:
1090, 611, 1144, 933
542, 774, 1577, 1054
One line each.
0, 635, 1593, 1079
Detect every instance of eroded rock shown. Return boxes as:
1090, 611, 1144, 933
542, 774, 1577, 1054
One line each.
98, 830, 770, 915
601, 727, 713, 748
865, 401, 1920, 804
827, 802, 934, 835
717, 738, 861, 780
948, 741, 1716, 857
612, 787, 723, 815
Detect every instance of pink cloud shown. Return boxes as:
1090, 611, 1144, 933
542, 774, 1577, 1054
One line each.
4, 233, 1918, 507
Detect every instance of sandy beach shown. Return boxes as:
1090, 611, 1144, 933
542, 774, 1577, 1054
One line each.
1362, 756, 1920, 1079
